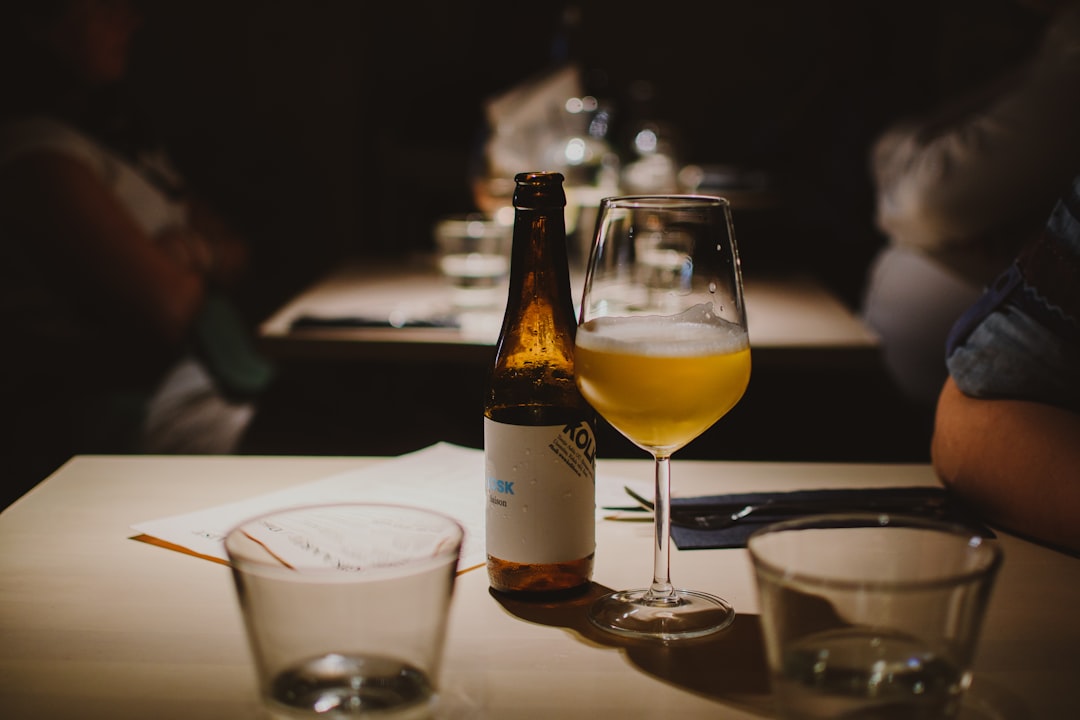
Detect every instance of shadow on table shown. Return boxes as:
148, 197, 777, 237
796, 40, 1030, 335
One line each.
490, 583, 774, 715
492, 582, 1033, 719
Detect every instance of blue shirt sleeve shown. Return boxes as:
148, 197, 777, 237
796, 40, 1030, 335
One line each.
945, 174, 1080, 413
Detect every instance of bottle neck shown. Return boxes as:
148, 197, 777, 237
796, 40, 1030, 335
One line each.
507, 207, 573, 316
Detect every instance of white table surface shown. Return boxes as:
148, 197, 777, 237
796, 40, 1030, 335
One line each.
2, 454, 1076, 719
257, 259, 879, 368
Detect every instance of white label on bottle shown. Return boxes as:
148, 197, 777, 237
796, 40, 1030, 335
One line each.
484, 419, 596, 564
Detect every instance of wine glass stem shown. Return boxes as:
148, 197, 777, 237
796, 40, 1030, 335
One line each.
649, 454, 676, 600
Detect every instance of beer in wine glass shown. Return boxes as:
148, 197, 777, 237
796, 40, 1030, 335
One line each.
575, 195, 750, 640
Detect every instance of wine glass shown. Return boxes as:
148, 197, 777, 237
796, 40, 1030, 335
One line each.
575, 195, 750, 640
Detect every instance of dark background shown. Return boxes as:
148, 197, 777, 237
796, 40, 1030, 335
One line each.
106, 0, 1048, 464
127, 0, 1045, 319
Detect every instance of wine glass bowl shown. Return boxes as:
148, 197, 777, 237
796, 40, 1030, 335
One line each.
575, 195, 750, 640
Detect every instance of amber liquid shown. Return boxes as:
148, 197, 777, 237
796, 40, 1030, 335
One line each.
576, 316, 751, 455
486, 555, 594, 595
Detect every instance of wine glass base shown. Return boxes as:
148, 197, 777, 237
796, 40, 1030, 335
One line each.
587, 588, 735, 641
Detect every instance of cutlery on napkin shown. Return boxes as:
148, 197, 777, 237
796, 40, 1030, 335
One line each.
607, 486, 994, 550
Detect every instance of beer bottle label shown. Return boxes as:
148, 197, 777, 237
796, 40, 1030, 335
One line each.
484, 419, 596, 564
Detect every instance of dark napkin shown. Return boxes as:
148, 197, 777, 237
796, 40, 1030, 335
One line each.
291, 314, 459, 330
669, 487, 994, 550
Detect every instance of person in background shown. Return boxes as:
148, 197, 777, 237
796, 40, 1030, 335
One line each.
0, 0, 271, 506
932, 170, 1080, 555
861, 0, 1080, 407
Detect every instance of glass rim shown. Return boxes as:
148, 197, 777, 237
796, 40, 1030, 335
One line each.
224, 502, 465, 578
746, 511, 1003, 592
599, 194, 731, 209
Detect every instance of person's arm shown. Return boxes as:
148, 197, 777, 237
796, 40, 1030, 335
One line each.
932, 377, 1080, 554
0, 150, 206, 348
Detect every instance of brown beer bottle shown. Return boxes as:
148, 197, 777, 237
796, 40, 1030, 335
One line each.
484, 171, 596, 594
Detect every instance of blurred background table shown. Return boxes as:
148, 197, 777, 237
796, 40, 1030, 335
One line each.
247, 259, 927, 465
2, 453, 1076, 720
257, 258, 880, 369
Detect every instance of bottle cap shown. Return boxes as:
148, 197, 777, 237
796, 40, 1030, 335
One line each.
513, 172, 566, 209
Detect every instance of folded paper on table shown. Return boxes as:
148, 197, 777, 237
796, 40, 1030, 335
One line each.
131, 443, 487, 571
669, 487, 995, 550
132, 442, 643, 572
